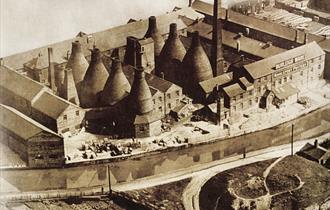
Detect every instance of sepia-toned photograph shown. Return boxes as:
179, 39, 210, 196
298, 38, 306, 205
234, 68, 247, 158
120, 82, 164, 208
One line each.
0, 0, 329, 209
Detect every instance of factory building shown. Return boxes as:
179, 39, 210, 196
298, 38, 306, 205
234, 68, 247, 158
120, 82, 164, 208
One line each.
0, 66, 85, 135
0, 104, 64, 168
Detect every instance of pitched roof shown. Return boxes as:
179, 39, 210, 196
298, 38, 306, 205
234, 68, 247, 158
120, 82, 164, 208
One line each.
244, 41, 325, 79
32, 91, 73, 119
239, 77, 253, 89
274, 83, 299, 100
1, 7, 197, 70
192, 0, 226, 18
188, 21, 286, 59
123, 65, 178, 93
0, 65, 45, 101
223, 83, 245, 98
198, 72, 232, 94
0, 104, 60, 140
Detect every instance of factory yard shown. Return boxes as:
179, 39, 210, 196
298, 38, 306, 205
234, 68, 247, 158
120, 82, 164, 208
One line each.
63, 81, 330, 164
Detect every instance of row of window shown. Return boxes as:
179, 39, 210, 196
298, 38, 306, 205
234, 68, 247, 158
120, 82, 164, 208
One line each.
232, 98, 256, 111
63, 111, 80, 121
34, 154, 59, 160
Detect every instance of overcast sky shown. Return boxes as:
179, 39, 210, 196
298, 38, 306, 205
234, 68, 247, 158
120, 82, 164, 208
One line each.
0, 0, 234, 57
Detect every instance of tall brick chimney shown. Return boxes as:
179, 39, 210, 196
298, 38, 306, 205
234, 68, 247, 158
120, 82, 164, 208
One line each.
48, 47, 57, 92
211, 0, 224, 77
62, 68, 80, 106
124, 36, 139, 67
66, 41, 89, 85
157, 23, 186, 83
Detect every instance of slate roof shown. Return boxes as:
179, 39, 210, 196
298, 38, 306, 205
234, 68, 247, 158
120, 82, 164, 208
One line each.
244, 41, 325, 79
188, 21, 286, 59
0, 104, 60, 140
123, 65, 178, 93
0, 65, 45, 102
274, 84, 299, 100
191, 0, 226, 18
198, 72, 232, 94
32, 91, 72, 119
223, 83, 245, 98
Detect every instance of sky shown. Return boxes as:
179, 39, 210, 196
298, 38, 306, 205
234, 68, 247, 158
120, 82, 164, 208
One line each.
0, 0, 234, 57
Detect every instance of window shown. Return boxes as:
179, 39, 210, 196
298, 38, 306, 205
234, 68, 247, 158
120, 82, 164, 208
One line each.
241, 103, 243, 109
139, 126, 145, 132
232, 96, 236, 101
168, 103, 171, 109
258, 87, 261, 93
176, 90, 180, 96
167, 93, 171, 99
318, 64, 321, 69
311, 67, 313, 72
75, 111, 79, 116
300, 71, 304, 76
159, 97, 162, 102
233, 105, 236, 111
255, 97, 258, 103
153, 99, 156, 104
240, 93, 243, 99
63, 115, 67, 120
272, 81, 275, 86
249, 90, 253, 95
284, 77, 287, 83
278, 79, 282, 85
319, 56, 322, 61
311, 58, 314, 63
249, 99, 252, 105
290, 75, 293, 80
159, 106, 163, 112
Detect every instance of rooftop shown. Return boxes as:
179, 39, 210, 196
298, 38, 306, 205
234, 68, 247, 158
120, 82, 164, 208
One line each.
1, 7, 201, 70
0, 65, 45, 102
0, 104, 60, 140
299, 142, 328, 160
274, 83, 300, 100
244, 41, 325, 79
188, 21, 286, 59
223, 83, 245, 98
32, 91, 79, 119
198, 72, 233, 94
123, 65, 179, 93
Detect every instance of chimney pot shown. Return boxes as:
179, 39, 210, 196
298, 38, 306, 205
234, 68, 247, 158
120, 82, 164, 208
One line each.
169, 23, 178, 38
314, 139, 318, 148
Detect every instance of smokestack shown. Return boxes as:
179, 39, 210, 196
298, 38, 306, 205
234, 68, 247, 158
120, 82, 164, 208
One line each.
189, 0, 193, 7
181, 31, 213, 90
80, 48, 109, 108
314, 139, 318, 148
62, 68, 80, 106
66, 41, 89, 85
55, 65, 65, 94
211, 0, 224, 77
124, 36, 139, 67
157, 23, 186, 83
131, 65, 153, 115
101, 58, 131, 105
145, 16, 165, 69
48, 48, 56, 92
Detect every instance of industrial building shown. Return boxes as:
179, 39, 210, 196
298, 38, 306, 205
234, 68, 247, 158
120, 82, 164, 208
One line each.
0, 104, 64, 168
0, 66, 85, 135
0, 1, 328, 138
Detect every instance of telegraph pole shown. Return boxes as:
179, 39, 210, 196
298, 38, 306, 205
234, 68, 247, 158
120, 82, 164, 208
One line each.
291, 124, 294, 156
107, 164, 112, 196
